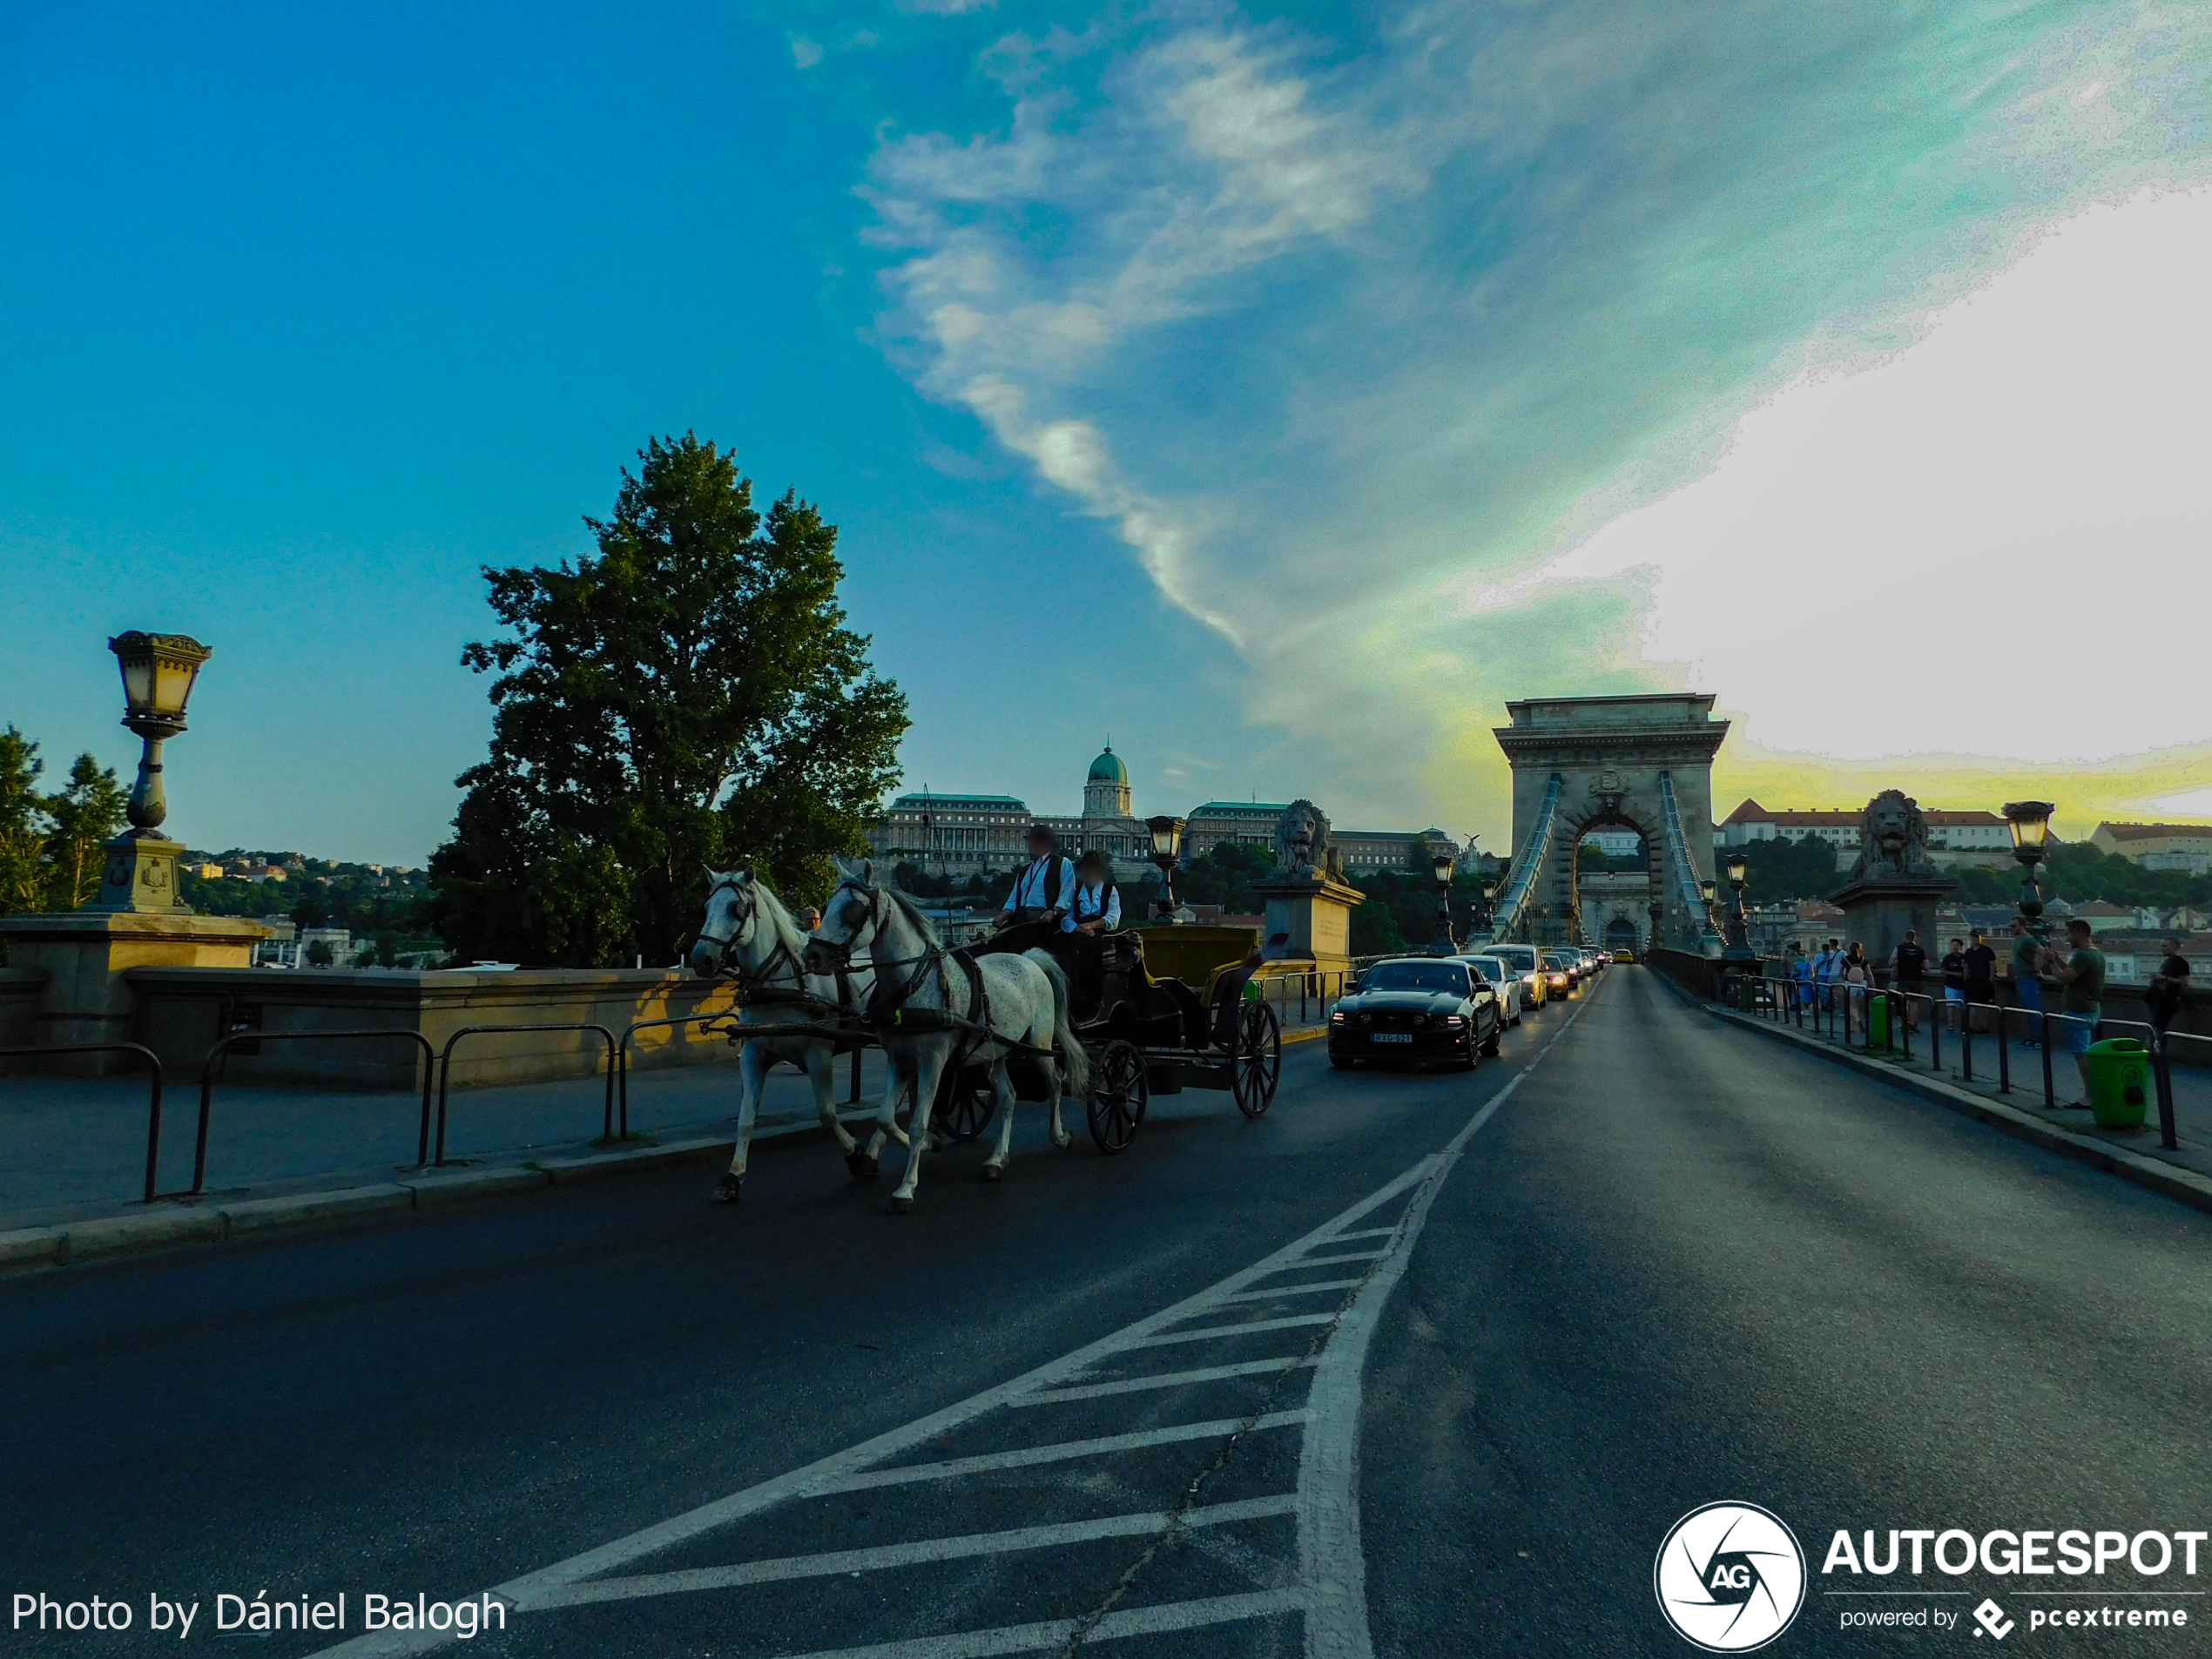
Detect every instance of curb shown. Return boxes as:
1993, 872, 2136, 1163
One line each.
0, 1130, 753, 1278
0, 1035, 1339, 1278
1695, 995, 2212, 1221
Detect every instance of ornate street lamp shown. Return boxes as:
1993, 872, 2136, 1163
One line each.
1475, 877, 1497, 936
86, 632, 212, 913
1723, 850, 1754, 959
2004, 799, 2055, 931
1146, 814, 1186, 921
1427, 851, 1457, 955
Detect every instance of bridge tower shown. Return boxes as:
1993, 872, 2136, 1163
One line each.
1485, 693, 1729, 954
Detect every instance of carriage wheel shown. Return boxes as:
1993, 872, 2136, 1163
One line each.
935, 1072, 996, 1143
1086, 1040, 1149, 1156
1231, 1000, 1282, 1118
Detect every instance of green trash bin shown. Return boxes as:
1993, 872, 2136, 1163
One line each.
2084, 1038, 2151, 1129
1867, 993, 1891, 1052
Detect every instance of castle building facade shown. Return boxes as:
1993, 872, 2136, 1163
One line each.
865, 748, 1459, 884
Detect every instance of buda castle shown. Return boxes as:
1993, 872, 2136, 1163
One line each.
867, 746, 1459, 884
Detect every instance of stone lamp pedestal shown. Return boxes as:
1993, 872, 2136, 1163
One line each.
1253, 873, 1366, 975
1830, 875, 1954, 973
0, 896, 270, 1069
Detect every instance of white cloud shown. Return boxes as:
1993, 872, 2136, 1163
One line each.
1539, 189, 2212, 765
790, 35, 825, 70
859, 0, 2212, 825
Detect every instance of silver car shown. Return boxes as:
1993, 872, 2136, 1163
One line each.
1458, 954, 1525, 1026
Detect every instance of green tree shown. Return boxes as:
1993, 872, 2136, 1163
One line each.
1351, 897, 1409, 955
40, 753, 125, 910
305, 939, 334, 967
428, 434, 909, 967
0, 727, 46, 918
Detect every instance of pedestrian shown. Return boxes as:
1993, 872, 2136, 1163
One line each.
1939, 936, 1967, 1033
1793, 943, 1816, 1012
1891, 928, 1927, 1030
1842, 941, 1871, 1035
2146, 935, 2192, 1046
2046, 918, 2107, 1109
1814, 937, 1842, 1014
1963, 928, 1997, 1034
799, 905, 822, 933
2009, 918, 2044, 1049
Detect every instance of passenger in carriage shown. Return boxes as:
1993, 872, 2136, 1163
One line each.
1071, 849, 1121, 934
997, 824, 1078, 936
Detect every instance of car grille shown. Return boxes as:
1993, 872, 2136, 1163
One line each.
1366, 1009, 1430, 1030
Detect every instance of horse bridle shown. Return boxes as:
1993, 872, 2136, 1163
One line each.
814, 878, 954, 1023
698, 877, 829, 1006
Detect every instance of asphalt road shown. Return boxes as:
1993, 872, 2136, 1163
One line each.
4, 968, 2209, 1657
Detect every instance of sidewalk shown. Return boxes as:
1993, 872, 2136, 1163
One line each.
1742, 998, 2212, 1184
0, 1051, 897, 1231
0, 1011, 1333, 1237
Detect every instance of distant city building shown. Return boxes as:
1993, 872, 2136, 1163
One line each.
1716, 799, 2013, 868
865, 749, 1460, 884
2091, 821, 2212, 873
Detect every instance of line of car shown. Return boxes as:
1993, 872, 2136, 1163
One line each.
1325, 942, 1616, 1070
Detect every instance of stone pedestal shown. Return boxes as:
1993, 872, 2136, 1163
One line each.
0, 910, 271, 1069
1253, 874, 1366, 974
86, 832, 189, 914
1830, 877, 1953, 971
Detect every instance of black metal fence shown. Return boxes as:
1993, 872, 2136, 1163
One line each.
1730, 973, 2191, 1152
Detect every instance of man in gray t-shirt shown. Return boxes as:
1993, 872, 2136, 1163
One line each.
2048, 918, 2107, 1107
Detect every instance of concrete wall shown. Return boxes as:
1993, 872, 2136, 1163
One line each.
0, 968, 50, 1054
127, 968, 745, 1090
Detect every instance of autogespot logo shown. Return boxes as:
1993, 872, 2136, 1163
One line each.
1656, 1502, 1808, 1652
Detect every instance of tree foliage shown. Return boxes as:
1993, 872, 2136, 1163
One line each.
428, 434, 909, 967
0, 726, 126, 921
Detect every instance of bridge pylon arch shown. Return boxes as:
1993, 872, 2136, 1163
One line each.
1482, 694, 1729, 954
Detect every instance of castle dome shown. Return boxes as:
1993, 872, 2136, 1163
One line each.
1087, 745, 1129, 786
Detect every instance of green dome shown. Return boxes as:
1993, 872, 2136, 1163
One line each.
1088, 745, 1129, 785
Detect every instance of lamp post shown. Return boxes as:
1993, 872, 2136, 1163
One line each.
1723, 850, 1755, 960
1146, 815, 1186, 921
87, 631, 212, 913
1427, 852, 1457, 956
2004, 799, 2055, 933
1474, 877, 1496, 938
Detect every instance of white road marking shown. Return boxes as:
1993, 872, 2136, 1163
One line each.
1015, 1358, 1319, 1406
816, 1413, 1311, 1495
1214, 1278, 1364, 1305
307, 984, 1599, 1659
525, 1495, 1299, 1608
765, 1589, 1309, 1659
1124, 1313, 1338, 1347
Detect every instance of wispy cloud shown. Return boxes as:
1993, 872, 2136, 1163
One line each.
859, 0, 2212, 831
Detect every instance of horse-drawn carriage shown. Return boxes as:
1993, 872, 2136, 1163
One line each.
933, 921, 1284, 1154
688, 867, 1285, 1211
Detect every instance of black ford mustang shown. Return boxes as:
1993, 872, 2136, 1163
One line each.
1328, 956, 1502, 1070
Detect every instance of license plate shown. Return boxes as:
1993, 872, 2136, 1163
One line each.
1371, 1032, 1413, 1043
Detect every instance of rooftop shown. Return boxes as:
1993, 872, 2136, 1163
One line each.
2096, 821, 2212, 841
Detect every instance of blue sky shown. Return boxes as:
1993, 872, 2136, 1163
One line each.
5, 1, 2210, 862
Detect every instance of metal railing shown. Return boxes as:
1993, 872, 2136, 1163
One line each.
434, 1023, 617, 1164
616, 1013, 745, 1140
2, 1042, 172, 1204
195, 1028, 438, 1196
1737, 974, 2192, 1152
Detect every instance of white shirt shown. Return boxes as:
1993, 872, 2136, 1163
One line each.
1073, 879, 1121, 929
1001, 857, 1078, 933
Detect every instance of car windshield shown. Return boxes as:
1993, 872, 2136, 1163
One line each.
1364, 962, 1470, 995
1543, 953, 1575, 968
1457, 960, 1494, 982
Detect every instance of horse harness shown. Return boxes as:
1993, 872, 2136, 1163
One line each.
825, 881, 1056, 1067
700, 877, 864, 1035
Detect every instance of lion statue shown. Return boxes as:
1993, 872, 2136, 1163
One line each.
1848, 788, 1937, 881
1273, 799, 1346, 882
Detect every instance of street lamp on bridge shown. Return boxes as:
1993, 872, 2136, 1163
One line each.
1426, 851, 1457, 956
1146, 815, 1186, 921
2004, 799, 2055, 933
1722, 850, 1755, 961
86, 631, 212, 913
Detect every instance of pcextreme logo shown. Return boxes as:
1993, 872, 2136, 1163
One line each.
1656, 1501, 1809, 1652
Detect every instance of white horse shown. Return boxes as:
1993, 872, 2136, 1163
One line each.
688, 867, 914, 1203
805, 859, 1085, 1213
